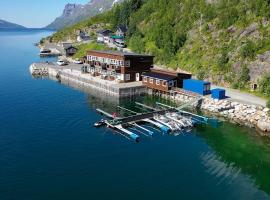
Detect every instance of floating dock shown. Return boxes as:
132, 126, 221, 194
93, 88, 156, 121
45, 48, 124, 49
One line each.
95, 99, 214, 141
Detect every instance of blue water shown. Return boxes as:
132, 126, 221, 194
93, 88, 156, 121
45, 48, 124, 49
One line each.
0, 30, 270, 200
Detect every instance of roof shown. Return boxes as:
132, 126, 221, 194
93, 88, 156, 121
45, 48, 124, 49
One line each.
110, 35, 124, 39
97, 29, 112, 36
184, 79, 211, 85
65, 46, 78, 50
87, 50, 154, 58
142, 72, 177, 81
117, 25, 128, 33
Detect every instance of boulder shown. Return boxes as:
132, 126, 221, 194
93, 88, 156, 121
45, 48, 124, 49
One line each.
257, 120, 270, 132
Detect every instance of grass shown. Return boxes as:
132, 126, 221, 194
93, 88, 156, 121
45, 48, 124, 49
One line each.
73, 42, 111, 59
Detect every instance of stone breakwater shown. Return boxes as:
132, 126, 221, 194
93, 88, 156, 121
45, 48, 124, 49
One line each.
201, 98, 270, 134
160, 92, 270, 135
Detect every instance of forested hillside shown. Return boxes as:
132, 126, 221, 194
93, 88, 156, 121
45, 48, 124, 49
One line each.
50, 0, 270, 105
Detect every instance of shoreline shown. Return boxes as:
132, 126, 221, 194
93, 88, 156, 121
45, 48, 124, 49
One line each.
29, 61, 270, 136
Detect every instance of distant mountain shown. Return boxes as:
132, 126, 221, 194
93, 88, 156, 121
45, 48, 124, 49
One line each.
0, 19, 26, 29
46, 0, 124, 30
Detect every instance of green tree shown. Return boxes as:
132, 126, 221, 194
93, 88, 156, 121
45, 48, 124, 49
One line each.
259, 74, 270, 97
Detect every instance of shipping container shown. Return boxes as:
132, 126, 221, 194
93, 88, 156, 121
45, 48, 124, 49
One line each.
211, 88, 226, 100
183, 79, 211, 95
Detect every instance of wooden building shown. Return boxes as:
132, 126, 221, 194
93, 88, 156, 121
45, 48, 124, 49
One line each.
65, 46, 78, 57
86, 50, 154, 82
141, 69, 192, 92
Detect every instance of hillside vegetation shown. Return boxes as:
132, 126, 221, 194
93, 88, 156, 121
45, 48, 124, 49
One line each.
50, 0, 270, 105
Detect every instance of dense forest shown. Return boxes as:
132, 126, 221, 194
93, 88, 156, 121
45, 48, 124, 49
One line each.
50, 0, 270, 106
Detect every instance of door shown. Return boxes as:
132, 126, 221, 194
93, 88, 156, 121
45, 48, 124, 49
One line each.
136, 73, 140, 81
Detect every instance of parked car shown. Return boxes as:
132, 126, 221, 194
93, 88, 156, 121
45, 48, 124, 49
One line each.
57, 60, 68, 66
73, 59, 83, 64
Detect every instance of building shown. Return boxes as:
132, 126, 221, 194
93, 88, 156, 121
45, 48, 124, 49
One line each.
97, 29, 113, 43
65, 46, 78, 57
77, 30, 91, 42
109, 35, 125, 48
86, 50, 154, 82
211, 88, 226, 100
116, 25, 128, 37
141, 69, 192, 92
183, 79, 211, 95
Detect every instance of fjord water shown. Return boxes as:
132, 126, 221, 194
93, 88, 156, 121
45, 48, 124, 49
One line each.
1, 30, 270, 200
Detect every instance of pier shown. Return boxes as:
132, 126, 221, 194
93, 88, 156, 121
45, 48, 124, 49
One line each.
95, 99, 213, 142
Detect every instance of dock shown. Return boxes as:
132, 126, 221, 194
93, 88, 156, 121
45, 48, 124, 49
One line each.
95, 99, 214, 142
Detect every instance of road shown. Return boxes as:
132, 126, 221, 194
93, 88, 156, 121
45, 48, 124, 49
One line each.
211, 85, 267, 107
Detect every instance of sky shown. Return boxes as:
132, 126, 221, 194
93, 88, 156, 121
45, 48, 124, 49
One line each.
0, 0, 89, 28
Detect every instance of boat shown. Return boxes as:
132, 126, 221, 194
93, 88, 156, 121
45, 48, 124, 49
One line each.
165, 112, 194, 128
153, 114, 181, 132
94, 119, 106, 127
40, 48, 51, 54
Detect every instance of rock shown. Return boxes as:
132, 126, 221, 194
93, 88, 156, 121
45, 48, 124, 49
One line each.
257, 120, 270, 132
263, 108, 270, 112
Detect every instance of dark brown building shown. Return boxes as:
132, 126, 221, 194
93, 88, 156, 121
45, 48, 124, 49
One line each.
65, 46, 78, 57
86, 50, 154, 82
141, 69, 192, 92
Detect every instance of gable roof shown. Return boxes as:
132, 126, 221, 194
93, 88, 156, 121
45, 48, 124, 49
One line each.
65, 46, 78, 50
117, 25, 128, 33
97, 29, 113, 36
142, 72, 176, 81
87, 50, 154, 58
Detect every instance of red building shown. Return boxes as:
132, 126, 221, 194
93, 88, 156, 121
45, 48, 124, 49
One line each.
86, 50, 154, 82
142, 69, 192, 92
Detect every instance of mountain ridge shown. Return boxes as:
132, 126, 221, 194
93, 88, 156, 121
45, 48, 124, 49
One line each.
46, 0, 124, 30
0, 19, 26, 29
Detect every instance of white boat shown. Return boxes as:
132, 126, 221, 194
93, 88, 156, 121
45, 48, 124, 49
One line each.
166, 112, 193, 128
153, 114, 181, 131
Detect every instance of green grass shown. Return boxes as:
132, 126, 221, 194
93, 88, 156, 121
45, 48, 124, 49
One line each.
73, 42, 111, 59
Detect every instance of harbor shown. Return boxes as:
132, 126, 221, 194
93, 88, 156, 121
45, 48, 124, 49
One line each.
94, 98, 214, 142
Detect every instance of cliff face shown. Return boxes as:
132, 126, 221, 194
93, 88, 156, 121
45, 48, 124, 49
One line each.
0, 19, 26, 29
46, 0, 124, 30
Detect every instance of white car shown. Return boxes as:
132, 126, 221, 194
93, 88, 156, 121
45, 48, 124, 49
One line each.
57, 60, 68, 66
73, 59, 83, 64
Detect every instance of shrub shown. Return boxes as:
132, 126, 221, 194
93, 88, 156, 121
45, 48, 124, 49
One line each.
267, 99, 270, 108
259, 74, 270, 97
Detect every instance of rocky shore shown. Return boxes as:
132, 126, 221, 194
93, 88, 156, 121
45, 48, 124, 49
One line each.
162, 92, 270, 136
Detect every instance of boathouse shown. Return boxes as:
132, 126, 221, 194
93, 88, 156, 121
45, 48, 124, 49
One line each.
86, 50, 154, 82
141, 69, 192, 92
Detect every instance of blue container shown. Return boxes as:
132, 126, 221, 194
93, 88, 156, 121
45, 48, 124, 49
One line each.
183, 79, 211, 95
211, 88, 226, 100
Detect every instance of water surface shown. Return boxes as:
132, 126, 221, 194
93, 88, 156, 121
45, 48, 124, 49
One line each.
0, 30, 270, 200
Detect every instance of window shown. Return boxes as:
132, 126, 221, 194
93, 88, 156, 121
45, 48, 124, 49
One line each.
163, 81, 167, 87
143, 77, 148, 82
125, 60, 130, 67
156, 80, 160, 85
150, 78, 154, 84
125, 74, 130, 81
169, 81, 174, 87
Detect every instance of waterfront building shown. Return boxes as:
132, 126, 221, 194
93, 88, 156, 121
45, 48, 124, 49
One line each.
142, 69, 192, 92
86, 50, 154, 82
183, 79, 211, 95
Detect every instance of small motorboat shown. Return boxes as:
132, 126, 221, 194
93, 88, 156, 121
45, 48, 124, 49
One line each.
94, 119, 106, 127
